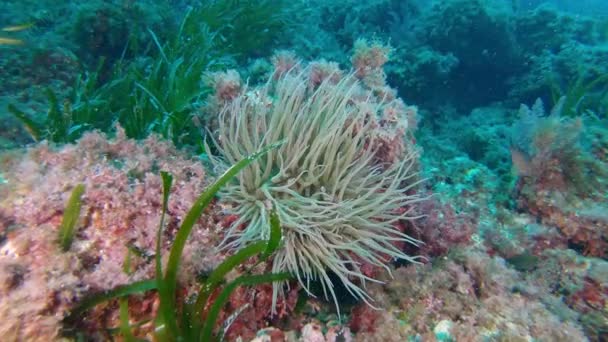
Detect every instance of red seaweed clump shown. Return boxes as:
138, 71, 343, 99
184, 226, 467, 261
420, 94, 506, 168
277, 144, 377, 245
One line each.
511, 99, 608, 258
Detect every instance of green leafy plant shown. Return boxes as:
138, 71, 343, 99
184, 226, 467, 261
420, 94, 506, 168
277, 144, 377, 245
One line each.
57, 184, 85, 251
93, 5, 235, 145
8, 67, 112, 143
63, 142, 290, 341
191, 0, 291, 61
107, 1, 292, 145
9, 20, 225, 145
550, 72, 608, 117
8, 2, 291, 147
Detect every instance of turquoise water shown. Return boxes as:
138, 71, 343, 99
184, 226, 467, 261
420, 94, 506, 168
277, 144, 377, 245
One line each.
0, 1, 606, 341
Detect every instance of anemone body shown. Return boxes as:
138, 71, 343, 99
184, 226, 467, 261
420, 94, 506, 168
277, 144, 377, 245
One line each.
209, 67, 423, 313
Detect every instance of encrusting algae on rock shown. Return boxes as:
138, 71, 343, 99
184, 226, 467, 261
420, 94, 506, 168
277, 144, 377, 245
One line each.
0, 127, 225, 340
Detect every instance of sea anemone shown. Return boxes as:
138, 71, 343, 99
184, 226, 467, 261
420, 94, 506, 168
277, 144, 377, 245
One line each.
208, 65, 423, 314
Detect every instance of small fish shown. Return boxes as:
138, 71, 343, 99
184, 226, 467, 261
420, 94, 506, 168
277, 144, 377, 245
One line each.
506, 252, 540, 272
510, 146, 533, 177
0, 22, 32, 45
0, 37, 24, 45
2, 22, 34, 32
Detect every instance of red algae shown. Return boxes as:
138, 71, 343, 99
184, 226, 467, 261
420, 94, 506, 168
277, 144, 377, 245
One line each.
0, 128, 221, 340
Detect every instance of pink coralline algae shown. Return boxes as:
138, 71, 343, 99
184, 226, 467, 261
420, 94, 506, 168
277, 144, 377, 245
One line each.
406, 196, 476, 258
0, 128, 226, 340
351, 248, 588, 341
351, 38, 390, 89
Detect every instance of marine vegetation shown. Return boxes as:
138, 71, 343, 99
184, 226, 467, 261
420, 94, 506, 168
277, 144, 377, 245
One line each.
62, 142, 291, 341
57, 183, 85, 252
550, 72, 608, 117
8, 71, 112, 144
6, 1, 292, 147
